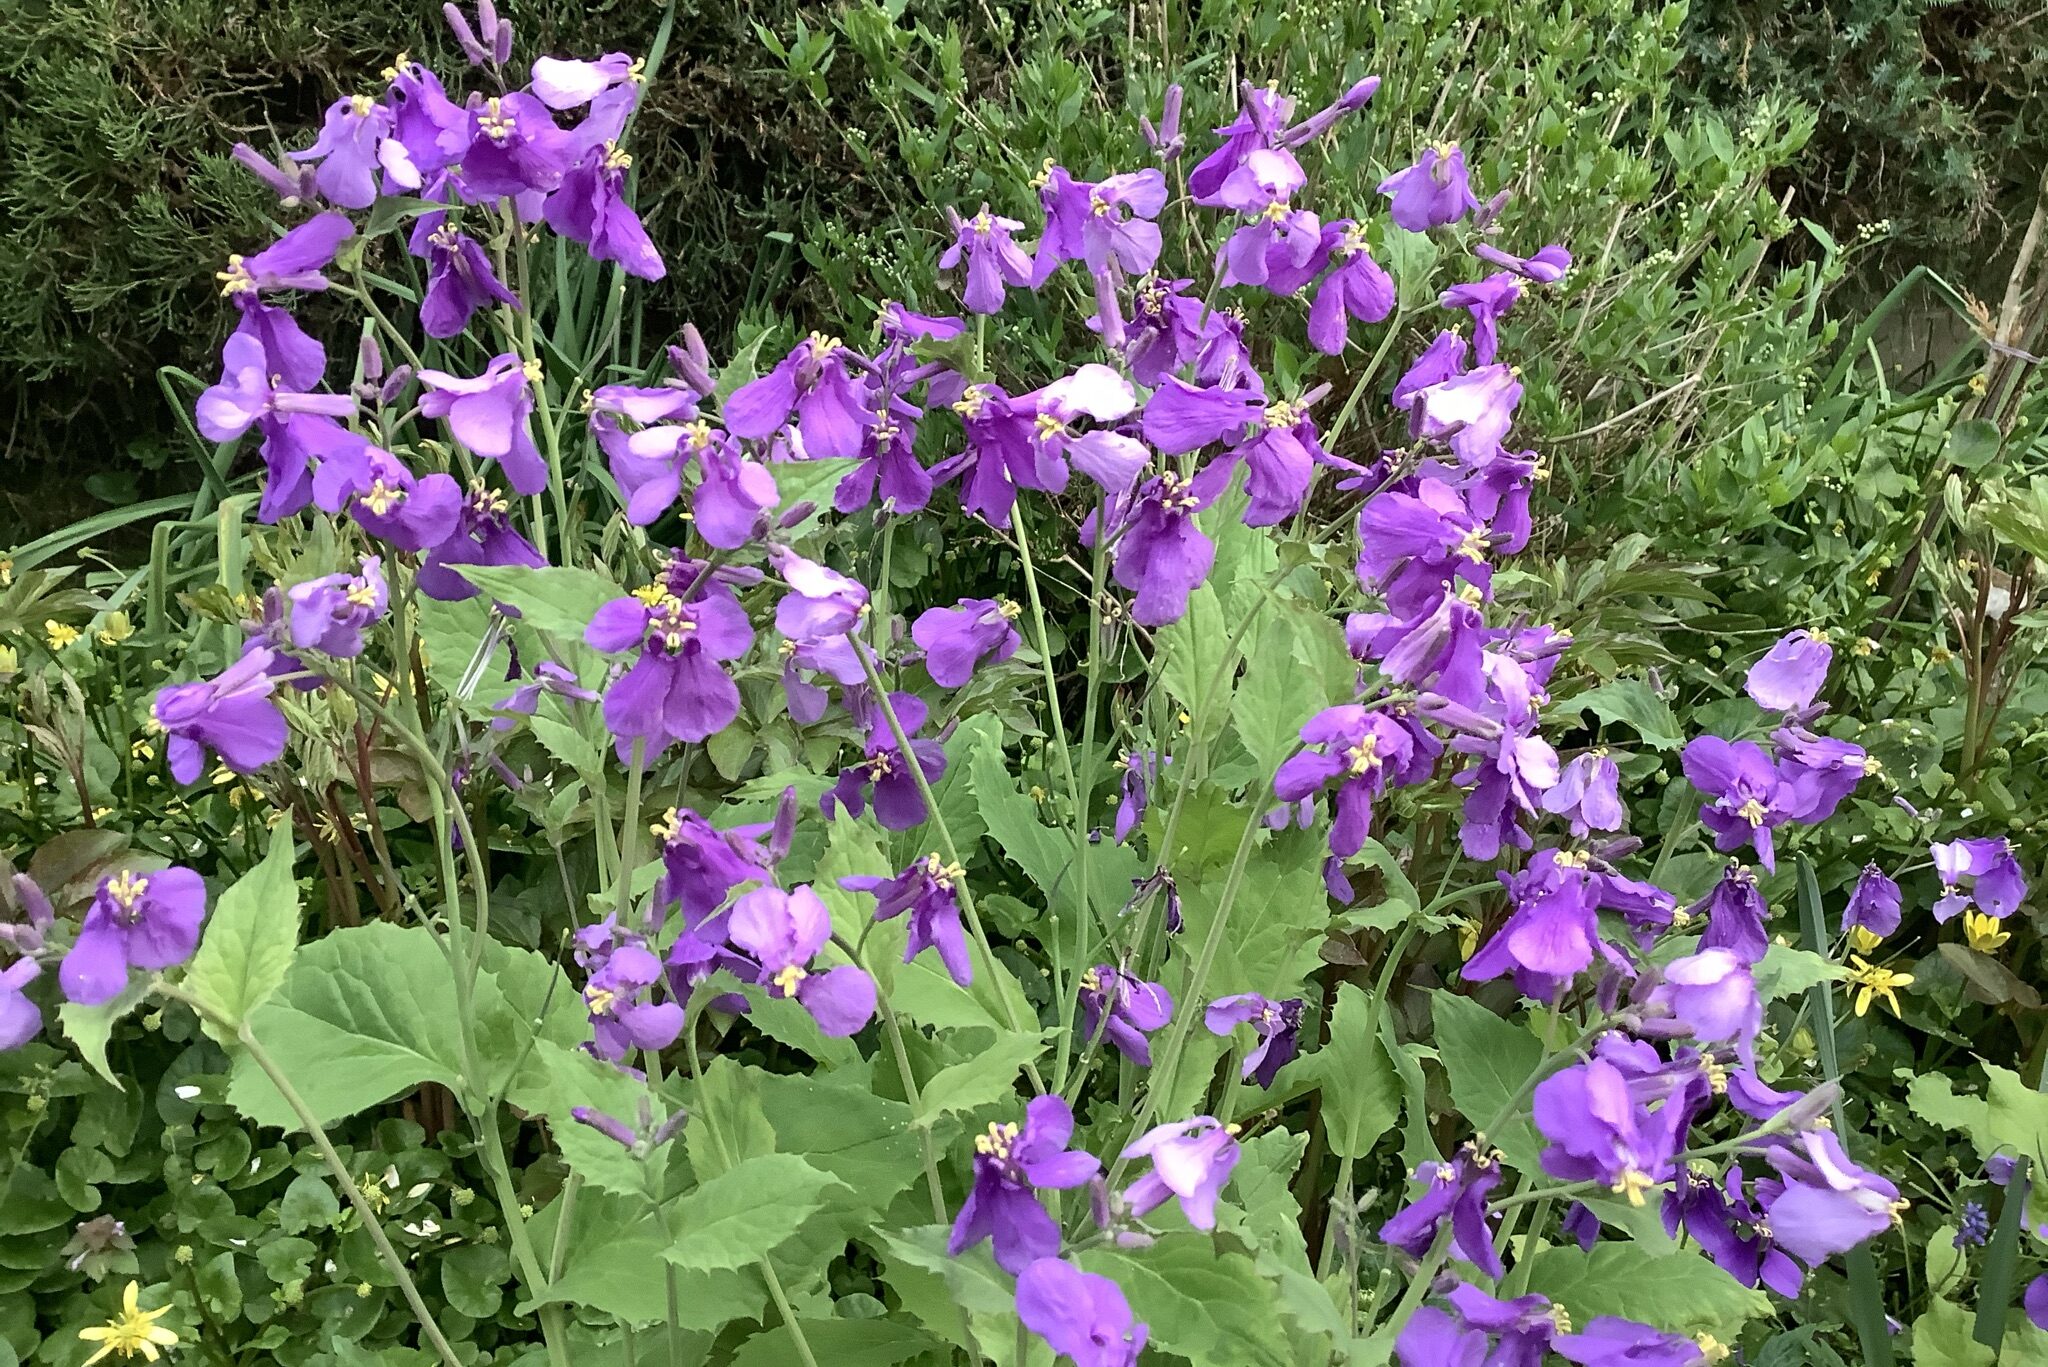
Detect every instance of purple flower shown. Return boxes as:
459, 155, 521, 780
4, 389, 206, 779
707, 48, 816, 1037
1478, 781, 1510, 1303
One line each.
1099, 470, 1219, 626
1439, 272, 1523, 365
941, 205, 1036, 314
290, 95, 391, 207
1273, 705, 1419, 858
2026, 1275, 2048, 1333
1355, 477, 1495, 617
1379, 144, 1481, 231
1687, 863, 1770, 965
287, 556, 389, 658
1662, 1166, 1802, 1297
1394, 1306, 1488, 1367
1214, 167, 1323, 292
312, 445, 465, 552
1123, 275, 1211, 386
602, 417, 776, 543
457, 92, 575, 199
1756, 1127, 1903, 1266
491, 661, 598, 730
835, 408, 935, 515
1113, 750, 1165, 843
410, 214, 520, 338
1036, 168, 1168, 277
1681, 736, 1793, 872
770, 550, 868, 719
214, 213, 355, 298
1121, 1117, 1240, 1229
1188, 84, 1295, 206
420, 353, 549, 495
1643, 949, 1760, 1055
196, 332, 361, 522
1463, 848, 1608, 995
1399, 1284, 1561, 1367
1842, 863, 1902, 945
230, 143, 318, 207
151, 649, 290, 784
1409, 364, 1524, 467
1745, 630, 1832, 712
59, 867, 208, 1006
1204, 994, 1303, 1088
1014, 1258, 1147, 1367
723, 334, 873, 459
822, 692, 948, 830
1079, 965, 1173, 1065
1930, 836, 2026, 921
653, 805, 775, 925
585, 570, 755, 759
1541, 750, 1624, 836
418, 481, 548, 601
1378, 1142, 1506, 1279
842, 854, 974, 986
529, 54, 641, 110
1552, 1317, 1709, 1367
727, 885, 877, 1037
0, 960, 42, 1050
229, 299, 328, 396
573, 920, 684, 1062
947, 1095, 1100, 1272
1771, 724, 1872, 824
1360, 590, 1490, 707
1307, 221, 1395, 354
1533, 1038, 1710, 1207
545, 144, 665, 280
1475, 242, 1572, 282
1139, 84, 1184, 160
912, 598, 1022, 688
385, 58, 469, 179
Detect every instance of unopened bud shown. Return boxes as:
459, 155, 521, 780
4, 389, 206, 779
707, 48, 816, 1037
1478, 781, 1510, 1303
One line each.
442, 3, 488, 64
778, 501, 817, 529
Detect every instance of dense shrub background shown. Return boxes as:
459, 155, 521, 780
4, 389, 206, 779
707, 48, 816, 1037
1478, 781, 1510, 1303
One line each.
1, 0, 2043, 532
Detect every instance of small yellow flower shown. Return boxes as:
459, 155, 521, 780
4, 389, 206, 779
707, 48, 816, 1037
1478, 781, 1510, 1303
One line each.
0, 556, 13, 586
1963, 911, 2011, 954
96, 612, 135, 646
77, 1282, 179, 1365
0, 644, 17, 678
1845, 955, 1913, 1018
1846, 925, 1884, 955
45, 620, 81, 650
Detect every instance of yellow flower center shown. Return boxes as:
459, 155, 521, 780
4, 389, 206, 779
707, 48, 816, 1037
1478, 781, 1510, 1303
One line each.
603, 140, 632, 172
771, 963, 807, 995
1610, 1168, 1657, 1206
974, 1121, 1020, 1159
649, 808, 682, 842
1456, 527, 1489, 563
349, 94, 376, 117
478, 97, 517, 143
216, 254, 255, 296
1034, 412, 1066, 441
1345, 734, 1381, 776
952, 385, 990, 420
1736, 797, 1768, 827
106, 871, 150, 912
583, 986, 616, 1015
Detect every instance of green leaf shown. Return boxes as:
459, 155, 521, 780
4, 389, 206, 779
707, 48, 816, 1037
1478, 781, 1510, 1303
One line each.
767, 458, 862, 534
1944, 419, 2004, 473
1910, 1298, 1995, 1367
664, 1153, 845, 1272
1523, 1242, 1772, 1338
1754, 943, 1845, 1003
878, 1227, 1036, 1366
1555, 678, 1683, 750
686, 1056, 779, 1182
1080, 1233, 1307, 1367
225, 923, 582, 1128
184, 819, 299, 1043
454, 565, 623, 638
913, 1029, 1049, 1128
1431, 991, 1544, 1169
1314, 983, 1400, 1159
438, 1244, 509, 1320
277, 1171, 341, 1234
730, 1318, 943, 1367
1157, 584, 1233, 741
755, 1069, 924, 1215
56, 978, 152, 1086
531, 1040, 663, 1194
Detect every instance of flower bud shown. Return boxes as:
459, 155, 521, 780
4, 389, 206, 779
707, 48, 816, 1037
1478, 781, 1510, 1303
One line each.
442, 3, 488, 64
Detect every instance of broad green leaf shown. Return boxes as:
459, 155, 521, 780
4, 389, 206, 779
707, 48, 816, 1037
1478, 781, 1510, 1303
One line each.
454, 564, 623, 639
878, 1227, 1041, 1367
56, 978, 152, 1086
225, 923, 582, 1128
1315, 983, 1400, 1159
913, 1029, 1049, 1128
768, 458, 862, 534
1944, 419, 2003, 472
1081, 1233, 1308, 1367
730, 1318, 943, 1367
1910, 1298, 1995, 1367
1522, 1242, 1772, 1338
1431, 990, 1544, 1169
1555, 677, 1683, 751
687, 1056, 779, 1181
276, 1171, 341, 1234
531, 1039, 664, 1194
1156, 584, 1233, 741
438, 1244, 509, 1320
1754, 943, 1845, 1003
184, 819, 299, 1043
755, 1069, 923, 1215
664, 1153, 844, 1272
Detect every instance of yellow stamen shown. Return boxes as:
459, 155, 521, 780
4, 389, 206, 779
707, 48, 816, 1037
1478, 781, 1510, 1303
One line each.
106, 871, 150, 912
771, 964, 807, 995
1610, 1168, 1657, 1207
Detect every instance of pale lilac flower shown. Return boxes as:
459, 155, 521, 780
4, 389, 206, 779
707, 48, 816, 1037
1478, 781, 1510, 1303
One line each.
723, 334, 872, 459
312, 445, 465, 552
290, 96, 391, 207
1644, 949, 1761, 1056
842, 854, 973, 986
410, 213, 520, 338
1931, 836, 2026, 921
1307, 220, 1395, 354
1681, 736, 1794, 871
196, 332, 361, 522
1438, 272, 1523, 365
573, 919, 684, 1062
1541, 750, 1624, 835
60, 867, 208, 1006
1475, 241, 1572, 282
1552, 1317, 1709, 1367
457, 92, 575, 199
1121, 1117, 1240, 1229
529, 53, 640, 109
0, 961, 41, 1051
417, 481, 548, 601
1756, 1127, 1904, 1267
